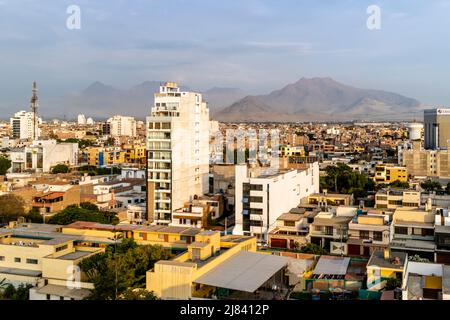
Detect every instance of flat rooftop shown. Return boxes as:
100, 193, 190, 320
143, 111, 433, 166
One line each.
367, 250, 407, 269
57, 250, 94, 260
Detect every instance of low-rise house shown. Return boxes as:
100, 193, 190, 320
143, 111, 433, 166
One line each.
374, 164, 408, 184
32, 185, 81, 214
146, 232, 292, 300
402, 261, 450, 300
306, 191, 353, 206
309, 206, 357, 254
390, 199, 436, 261
268, 208, 311, 250
0, 222, 103, 300
375, 188, 420, 210
434, 208, 450, 264
366, 249, 407, 291
347, 212, 392, 257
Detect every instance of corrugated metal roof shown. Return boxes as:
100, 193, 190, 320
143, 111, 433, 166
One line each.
194, 251, 290, 293
313, 256, 350, 276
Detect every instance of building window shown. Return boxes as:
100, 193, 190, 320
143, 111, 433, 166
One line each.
56, 245, 68, 252
0, 256, 4, 261
46, 294, 51, 300
60, 296, 64, 300
395, 226, 408, 235
249, 196, 263, 203
14, 257, 21, 263
284, 221, 295, 227
373, 232, 383, 241
250, 220, 263, 227
250, 184, 263, 191
360, 230, 370, 240
26, 259, 38, 264
249, 208, 263, 215
324, 226, 333, 235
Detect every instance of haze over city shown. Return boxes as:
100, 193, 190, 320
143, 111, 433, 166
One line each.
2, 0, 450, 117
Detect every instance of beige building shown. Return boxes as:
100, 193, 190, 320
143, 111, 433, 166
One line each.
424, 108, 450, 150
375, 188, 421, 210
146, 82, 210, 225
402, 140, 450, 177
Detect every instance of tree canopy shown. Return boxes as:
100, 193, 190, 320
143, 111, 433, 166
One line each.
320, 163, 374, 197
47, 204, 118, 225
0, 194, 26, 224
79, 239, 171, 300
420, 179, 442, 192
0, 156, 11, 175
51, 164, 70, 174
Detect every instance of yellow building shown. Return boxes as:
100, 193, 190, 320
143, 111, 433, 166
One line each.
146, 232, 291, 299
86, 145, 146, 166
307, 191, 353, 206
366, 249, 407, 291
61, 221, 202, 250
0, 222, 103, 299
374, 164, 408, 184
280, 146, 305, 157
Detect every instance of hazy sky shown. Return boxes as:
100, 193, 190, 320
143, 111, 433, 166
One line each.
1, 0, 450, 113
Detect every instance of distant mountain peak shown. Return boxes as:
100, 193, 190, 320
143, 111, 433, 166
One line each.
214, 77, 422, 122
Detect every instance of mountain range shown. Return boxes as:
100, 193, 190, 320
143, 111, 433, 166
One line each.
43, 81, 248, 120
39, 77, 423, 121
213, 77, 423, 122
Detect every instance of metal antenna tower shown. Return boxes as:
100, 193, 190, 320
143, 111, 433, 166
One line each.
30, 81, 38, 140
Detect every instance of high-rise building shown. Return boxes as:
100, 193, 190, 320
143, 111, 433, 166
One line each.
424, 108, 450, 149
10, 111, 41, 140
77, 114, 87, 125
146, 82, 210, 224
107, 115, 136, 137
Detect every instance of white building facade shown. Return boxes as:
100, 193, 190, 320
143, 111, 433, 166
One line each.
233, 162, 320, 241
107, 115, 137, 137
10, 111, 42, 140
146, 82, 210, 224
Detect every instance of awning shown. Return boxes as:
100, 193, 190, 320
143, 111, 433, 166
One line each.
194, 251, 290, 293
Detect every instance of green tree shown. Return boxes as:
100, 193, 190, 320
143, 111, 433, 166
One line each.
420, 179, 442, 192
118, 288, 159, 300
408, 254, 430, 263
389, 180, 410, 189
79, 239, 171, 300
0, 156, 11, 175
298, 243, 328, 255
47, 205, 118, 225
1, 283, 33, 300
0, 194, 26, 224
385, 278, 402, 290
26, 208, 44, 223
104, 137, 116, 147
51, 164, 70, 174
80, 202, 99, 211
321, 164, 374, 197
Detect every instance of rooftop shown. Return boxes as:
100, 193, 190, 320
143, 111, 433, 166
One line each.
313, 256, 350, 276
367, 250, 407, 270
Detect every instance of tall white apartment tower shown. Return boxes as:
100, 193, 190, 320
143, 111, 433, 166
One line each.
146, 82, 210, 225
10, 111, 41, 140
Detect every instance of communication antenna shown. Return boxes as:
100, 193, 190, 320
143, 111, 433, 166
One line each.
30, 81, 38, 140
